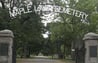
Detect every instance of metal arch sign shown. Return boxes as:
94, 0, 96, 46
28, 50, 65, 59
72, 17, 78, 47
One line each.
9, 4, 88, 21
34, 5, 88, 21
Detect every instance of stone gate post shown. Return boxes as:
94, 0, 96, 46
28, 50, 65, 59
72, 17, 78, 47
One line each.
0, 30, 14, 63
83, 32, 98, 63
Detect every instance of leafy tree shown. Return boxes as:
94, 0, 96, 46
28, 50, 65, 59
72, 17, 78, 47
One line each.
47, 0, 98, 59
0, 0, 45, 58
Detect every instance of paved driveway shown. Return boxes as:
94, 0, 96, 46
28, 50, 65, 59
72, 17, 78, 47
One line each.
16, 56, 68, 63
17, 59, 65, 63
17, 56, 65, 63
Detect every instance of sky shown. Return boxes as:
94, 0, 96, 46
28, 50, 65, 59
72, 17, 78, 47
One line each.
0, 2, 2, 7
41, 13, 55, 38
42, 31, 50, 38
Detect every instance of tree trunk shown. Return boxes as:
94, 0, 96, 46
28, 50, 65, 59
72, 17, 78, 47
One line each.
63, 44, 66, 59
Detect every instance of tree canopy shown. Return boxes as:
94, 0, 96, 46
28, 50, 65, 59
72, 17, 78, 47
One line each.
0, 0, 45, 58
0, 0, 98, 59
46, 0, 98, 59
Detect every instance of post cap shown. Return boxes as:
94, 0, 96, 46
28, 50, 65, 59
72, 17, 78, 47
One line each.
83, 32, 98, 40
0, 29, 14, 38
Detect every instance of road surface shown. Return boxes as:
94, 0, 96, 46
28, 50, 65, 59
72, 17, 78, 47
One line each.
17, 59, 66, 63
17, 56, 65, 63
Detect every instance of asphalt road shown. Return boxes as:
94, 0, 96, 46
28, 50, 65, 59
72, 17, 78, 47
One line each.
17, 59, 62, 63
17, 56, 65, 63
